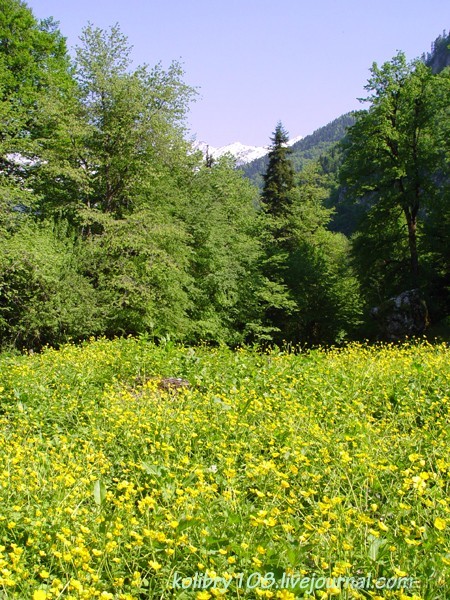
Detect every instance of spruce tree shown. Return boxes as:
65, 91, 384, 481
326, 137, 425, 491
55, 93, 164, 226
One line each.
260, 124, 362, 345
261, 122, 295, 219
259, 123, 297, 340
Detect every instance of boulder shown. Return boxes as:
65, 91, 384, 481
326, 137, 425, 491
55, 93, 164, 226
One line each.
158, 377, 190, 391
371, 289, 429, 341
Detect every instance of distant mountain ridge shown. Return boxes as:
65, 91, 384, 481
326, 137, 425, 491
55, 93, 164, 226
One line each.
423, 29, 450, 73
242, 112, 356, 187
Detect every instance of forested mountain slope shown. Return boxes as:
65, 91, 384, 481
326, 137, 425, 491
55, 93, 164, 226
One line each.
242, 113, 355, 187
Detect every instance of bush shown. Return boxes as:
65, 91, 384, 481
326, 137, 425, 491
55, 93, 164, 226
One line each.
0, 221, 102, 349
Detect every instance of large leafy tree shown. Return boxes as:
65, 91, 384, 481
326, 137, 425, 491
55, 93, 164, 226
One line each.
65, 24, 200, 335
36, 23, 198, 225
72, 23, 197, 220
0, 0, 73, 225
341, 53, 446, 300
182, 156, 264, 344
0, 2, 102, 349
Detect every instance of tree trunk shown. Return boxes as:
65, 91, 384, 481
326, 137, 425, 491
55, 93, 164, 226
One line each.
405, 210, 419, 287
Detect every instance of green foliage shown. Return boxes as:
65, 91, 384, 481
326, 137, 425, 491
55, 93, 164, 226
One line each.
351, 206, 411, 305
0, 5, 447, 347
286, 165, 362, 344
183, 157, 265, 344
421, 66, 450, 321
341, 53, 449, 312
0, 221, 101, 349
260, 128, 362, 345
80, 210, 193, 339
0, 0, 73, 222
285, 231, 362, 344
0, 0, 69, 140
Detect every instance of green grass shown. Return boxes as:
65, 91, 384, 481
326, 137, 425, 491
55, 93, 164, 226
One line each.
0, 337, 449, 599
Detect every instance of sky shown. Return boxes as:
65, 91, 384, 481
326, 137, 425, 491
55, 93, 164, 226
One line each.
27, 0, 449, 147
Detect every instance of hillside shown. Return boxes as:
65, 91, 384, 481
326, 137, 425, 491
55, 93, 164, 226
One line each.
423, 29, 450, 73
241, 112, 356, 187
243, 30, 449, 193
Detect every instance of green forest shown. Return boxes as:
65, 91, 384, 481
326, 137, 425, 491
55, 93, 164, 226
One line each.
1, 0, 449, 350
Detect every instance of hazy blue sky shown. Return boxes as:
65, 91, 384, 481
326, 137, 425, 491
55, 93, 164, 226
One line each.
27, 0, 448, 146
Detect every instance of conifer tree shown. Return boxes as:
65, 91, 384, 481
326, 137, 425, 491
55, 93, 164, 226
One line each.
261, 122, 295, 219
259, 123, 298, 341
260, 125, 362, 345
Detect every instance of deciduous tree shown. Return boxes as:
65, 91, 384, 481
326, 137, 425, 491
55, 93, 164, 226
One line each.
0, 0, 72, 224
341, 53, 443, 297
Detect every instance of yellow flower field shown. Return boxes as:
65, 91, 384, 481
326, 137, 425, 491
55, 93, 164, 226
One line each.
0, 338, 449, 599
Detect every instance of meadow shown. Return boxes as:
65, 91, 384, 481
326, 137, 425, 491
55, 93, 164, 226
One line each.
0, 338, 448, 599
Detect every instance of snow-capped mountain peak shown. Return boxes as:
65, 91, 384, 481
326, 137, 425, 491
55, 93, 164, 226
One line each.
192, 135, 302, 167
287, 135, 303, 147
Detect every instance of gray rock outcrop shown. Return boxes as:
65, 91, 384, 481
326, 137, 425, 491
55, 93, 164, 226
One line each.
371, 289, 429, 341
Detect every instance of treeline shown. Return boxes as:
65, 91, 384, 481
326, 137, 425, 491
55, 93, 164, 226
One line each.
0, 1, 448, 350
423, 29, 450, 73
0, 5, 264, 348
